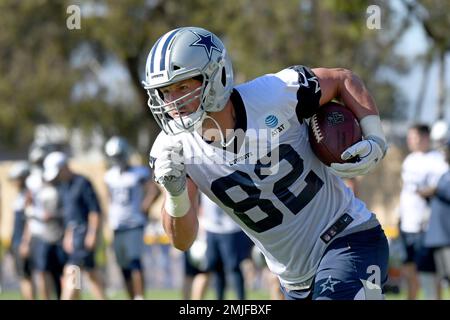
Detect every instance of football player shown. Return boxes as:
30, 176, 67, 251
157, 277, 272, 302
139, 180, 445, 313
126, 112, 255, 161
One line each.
190, 193, 252, 300
43, 151, 106, 300
104, 136, 160, 300
26, 144, 66, 300
144, 27, 389, 300
8, 162, 34, 300
399, 124, 448, 299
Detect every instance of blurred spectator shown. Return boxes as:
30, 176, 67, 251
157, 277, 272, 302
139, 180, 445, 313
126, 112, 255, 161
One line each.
26, 145, 65, 300
184, 237, 207, 299
190, 193, 253, 300
103, 136, 159, 299
43, 151, 106, 300
423, 140, 450, 287
248, 245, 284, 300
399, 124, 448, 299
173, 189, 203, 300
383, 226, 405, 295
8, 162, 34, 300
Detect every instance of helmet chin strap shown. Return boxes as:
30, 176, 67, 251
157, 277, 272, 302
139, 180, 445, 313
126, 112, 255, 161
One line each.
201, 114, 236, 148
172, 105, 236, 148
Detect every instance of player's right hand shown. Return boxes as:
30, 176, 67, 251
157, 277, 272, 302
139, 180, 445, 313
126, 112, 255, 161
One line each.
329, 138, 384, 178
152, 142, 186, 196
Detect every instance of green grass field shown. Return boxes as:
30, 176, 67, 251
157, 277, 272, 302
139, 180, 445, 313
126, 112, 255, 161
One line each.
1, 288, 448, 300
0, 288, 270, 300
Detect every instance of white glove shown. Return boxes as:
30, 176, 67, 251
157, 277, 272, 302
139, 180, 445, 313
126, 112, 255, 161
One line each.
153, 142, 186, 196
329, 139, 384, 178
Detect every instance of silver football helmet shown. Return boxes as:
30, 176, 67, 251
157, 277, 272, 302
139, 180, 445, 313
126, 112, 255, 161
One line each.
143, 27, 234, 135
105, 136, 130, 167
28, 143, 54, 168
431, 120, 449, 149
8, 161, 31, 180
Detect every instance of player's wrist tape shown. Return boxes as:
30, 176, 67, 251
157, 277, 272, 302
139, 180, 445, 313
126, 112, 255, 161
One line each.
360, 115, 388, 158
164, 188, 190, 218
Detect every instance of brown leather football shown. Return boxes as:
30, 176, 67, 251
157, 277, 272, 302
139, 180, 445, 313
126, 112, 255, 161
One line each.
308, 102, 362, 166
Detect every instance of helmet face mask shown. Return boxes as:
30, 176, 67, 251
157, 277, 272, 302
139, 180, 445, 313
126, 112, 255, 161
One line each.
143, 27, 233, 135
147, 82, 205, 135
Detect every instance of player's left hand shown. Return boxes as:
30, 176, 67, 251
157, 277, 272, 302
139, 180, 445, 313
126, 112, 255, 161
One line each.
328, 139, 384, 178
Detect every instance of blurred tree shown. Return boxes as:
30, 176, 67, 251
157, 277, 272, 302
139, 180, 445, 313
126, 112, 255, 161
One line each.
0, 0, 410, 154
411, 46, 435, 121
403, 0, 450, 121
0, 1, 72, 149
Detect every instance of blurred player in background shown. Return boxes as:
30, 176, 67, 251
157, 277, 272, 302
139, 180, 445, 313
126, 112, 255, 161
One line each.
248, 245, 284, 300
145, 27, 389, 300
399, 124, 448, 299
190, 193, 252, 300
183, 235, 207, 299
8, 162, 34, 300
26, 144, 65, 300
104, 136, 159, 300
43, 151, 106, 300
422, 139, 450, 292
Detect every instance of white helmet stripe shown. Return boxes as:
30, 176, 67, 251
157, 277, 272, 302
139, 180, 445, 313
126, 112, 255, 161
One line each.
153, 29, 180, 73
160, 28, 181, 72
149, 36, 163, 73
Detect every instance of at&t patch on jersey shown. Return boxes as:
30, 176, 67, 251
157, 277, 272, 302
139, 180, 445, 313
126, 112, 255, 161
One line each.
259, 111, 291, 138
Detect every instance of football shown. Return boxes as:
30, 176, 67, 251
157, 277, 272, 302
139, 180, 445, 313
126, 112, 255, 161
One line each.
308, 102, 362, 166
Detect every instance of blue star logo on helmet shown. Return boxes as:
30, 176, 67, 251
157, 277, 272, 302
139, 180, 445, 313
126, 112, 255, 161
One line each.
265, 115, 278, 128
189, 31, 222, 60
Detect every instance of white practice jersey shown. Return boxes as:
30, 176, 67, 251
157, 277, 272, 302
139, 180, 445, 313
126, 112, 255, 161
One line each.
150, 66, 378, 290
200, 193, 241, 234
26, 168, 43, 195
25, 168, 64, 243
104, 165, 150, 230
399, 150, 448, 233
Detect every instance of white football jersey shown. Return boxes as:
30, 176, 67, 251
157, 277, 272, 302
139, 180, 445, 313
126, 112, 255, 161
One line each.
25, 167, 43, 196
25, 169, 64, 243
25, 168, 64, 243
104, 166, 150, 230
25, 168, 46, 224
150, 66, 378, 289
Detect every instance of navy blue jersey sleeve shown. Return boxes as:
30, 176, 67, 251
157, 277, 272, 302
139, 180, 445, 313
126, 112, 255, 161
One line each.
136, 166, 151, 184
288, 65, 322, 121
81, 178, 101, 215
435, 172, 450, 204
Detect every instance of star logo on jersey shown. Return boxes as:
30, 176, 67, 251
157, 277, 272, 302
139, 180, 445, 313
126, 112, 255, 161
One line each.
189, 31, 221, 60
319, 276, 340, 294
149, 156, 156, 169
